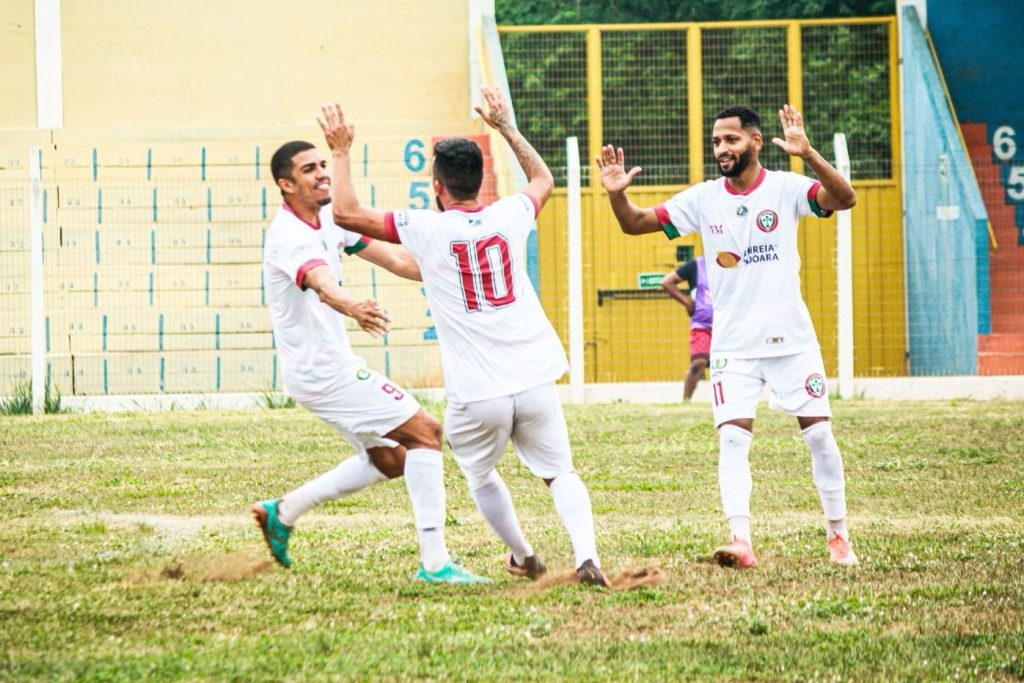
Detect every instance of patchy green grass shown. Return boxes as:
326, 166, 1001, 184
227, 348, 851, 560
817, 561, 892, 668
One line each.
1, 400, 1022, 681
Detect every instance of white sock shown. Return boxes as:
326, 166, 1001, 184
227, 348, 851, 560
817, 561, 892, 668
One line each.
549, 471, 599, 569
727, 516, 752, 546
802, 422, 848, 522
827, 518, 849, 541
470, 470, 533, 564
277, 456, 387, 527
404, 448, 450, 572
718, 424, 754, 541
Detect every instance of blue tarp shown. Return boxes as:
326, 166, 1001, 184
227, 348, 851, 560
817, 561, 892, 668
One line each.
901, 5, 990, 375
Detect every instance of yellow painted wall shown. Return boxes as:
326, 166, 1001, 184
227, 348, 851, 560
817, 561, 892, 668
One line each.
59, 0, 469, 129
0, 0, 37, 128
0, 1, 480, 396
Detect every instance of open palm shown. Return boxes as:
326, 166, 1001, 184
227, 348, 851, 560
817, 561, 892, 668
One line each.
771, 104, 812, 158
595, 144, 642, 192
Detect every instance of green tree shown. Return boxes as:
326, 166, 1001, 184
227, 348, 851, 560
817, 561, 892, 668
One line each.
497, 0, 893, 24
498, 2, 895, 183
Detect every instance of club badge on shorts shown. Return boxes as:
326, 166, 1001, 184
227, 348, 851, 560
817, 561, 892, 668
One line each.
805, 373, 826, 397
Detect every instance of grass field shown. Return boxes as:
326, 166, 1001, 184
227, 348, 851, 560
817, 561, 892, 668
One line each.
2, 399, 1022, 681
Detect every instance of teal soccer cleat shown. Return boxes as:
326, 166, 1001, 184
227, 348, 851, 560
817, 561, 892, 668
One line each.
251, 499, 293, 568
414, 560, 491, 585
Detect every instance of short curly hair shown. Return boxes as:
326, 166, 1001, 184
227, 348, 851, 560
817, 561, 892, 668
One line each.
714, 105, 761, 131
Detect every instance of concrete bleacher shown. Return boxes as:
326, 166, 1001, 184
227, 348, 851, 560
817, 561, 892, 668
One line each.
1, 136, 443, 397
962, 122, 1024, 374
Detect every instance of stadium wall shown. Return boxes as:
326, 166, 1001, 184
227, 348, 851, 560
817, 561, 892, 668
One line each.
0, 0, 487, 399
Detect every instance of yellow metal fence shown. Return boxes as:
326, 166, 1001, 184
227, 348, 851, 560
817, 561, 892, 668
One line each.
501, 18, 905, 382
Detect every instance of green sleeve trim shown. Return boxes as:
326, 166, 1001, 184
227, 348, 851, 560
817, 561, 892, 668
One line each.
343, 237, 371, 255
661, 222, 681, 239
808, 197, 833, 218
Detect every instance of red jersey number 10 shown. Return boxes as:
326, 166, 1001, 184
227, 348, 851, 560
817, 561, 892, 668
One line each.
450, 235, 516, 311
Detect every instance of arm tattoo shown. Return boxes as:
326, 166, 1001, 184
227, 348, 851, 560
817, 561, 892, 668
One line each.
506, 131, 546, 180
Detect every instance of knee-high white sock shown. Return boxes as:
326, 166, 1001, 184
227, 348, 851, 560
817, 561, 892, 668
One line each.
719, 425, 754, 544
470, 470, 533, 564
549, 472, 599, 569
278, 456, 387, 526
802, 421, 848, 529
404, 448, 450, 572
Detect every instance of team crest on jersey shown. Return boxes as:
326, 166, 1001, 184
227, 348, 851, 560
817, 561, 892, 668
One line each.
395, 211, 411, 228
805, 373, 826, 397
711, 357, 728, 370
716, 251, 741, 268
756, 209, 779, 233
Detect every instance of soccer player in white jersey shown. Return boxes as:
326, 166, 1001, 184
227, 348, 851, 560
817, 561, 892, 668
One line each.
315, 87, 610, 587
596, 104, 860, 568
253, 140, 488, 585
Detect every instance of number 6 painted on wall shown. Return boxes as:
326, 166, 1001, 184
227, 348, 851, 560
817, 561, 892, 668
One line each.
993, 126, 1017, 162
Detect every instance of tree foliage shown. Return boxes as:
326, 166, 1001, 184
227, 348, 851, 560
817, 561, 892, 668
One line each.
496, 0, 893, 25
497, 2, 895, 183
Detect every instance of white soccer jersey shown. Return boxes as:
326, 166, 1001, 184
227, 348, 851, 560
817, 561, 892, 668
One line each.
263, 203, 371, 398
655, 168, 832, 358
384, 194, 568, 403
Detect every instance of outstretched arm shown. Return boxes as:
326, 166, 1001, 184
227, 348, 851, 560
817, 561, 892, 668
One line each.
475, 85, 553, 210
771, 104, 857, 211
302, 265, 390, 337
595, 145, 663, 235
357, 240, 422, 282
318, 103, 390, 240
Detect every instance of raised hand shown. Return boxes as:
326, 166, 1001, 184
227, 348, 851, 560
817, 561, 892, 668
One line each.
474, 86, 513, 133
595, 144, 642, 193
771, 104, 812, 159
317, 103, 356, 154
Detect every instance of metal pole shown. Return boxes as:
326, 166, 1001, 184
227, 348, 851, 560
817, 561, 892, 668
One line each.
29, 147, 45, 413
566, 137, 584, 404
834, 133, 853, 399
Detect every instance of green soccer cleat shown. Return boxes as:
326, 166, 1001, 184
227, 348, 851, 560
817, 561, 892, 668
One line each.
414, 560, 491, 585
251, 499, 293, 568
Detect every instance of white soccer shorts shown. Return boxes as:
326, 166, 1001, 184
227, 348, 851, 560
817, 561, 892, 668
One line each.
295, 367, 420, 458
709, 348, 832, 426
444, 382, 574, 489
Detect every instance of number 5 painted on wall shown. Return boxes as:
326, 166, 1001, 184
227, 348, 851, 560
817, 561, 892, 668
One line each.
1006, 167, 1024, 202
409, 181, 431, 209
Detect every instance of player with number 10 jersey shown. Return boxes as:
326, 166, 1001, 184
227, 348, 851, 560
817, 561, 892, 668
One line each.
384, 197, 567, 404
319, 86, 610, 586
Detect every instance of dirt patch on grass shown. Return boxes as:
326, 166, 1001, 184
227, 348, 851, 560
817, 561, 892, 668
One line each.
521, 564, 666, 592
145, 551, 275, 583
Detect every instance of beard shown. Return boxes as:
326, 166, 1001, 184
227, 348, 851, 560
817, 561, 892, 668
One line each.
317, 196, 331, 207
718, 147, 753, 177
